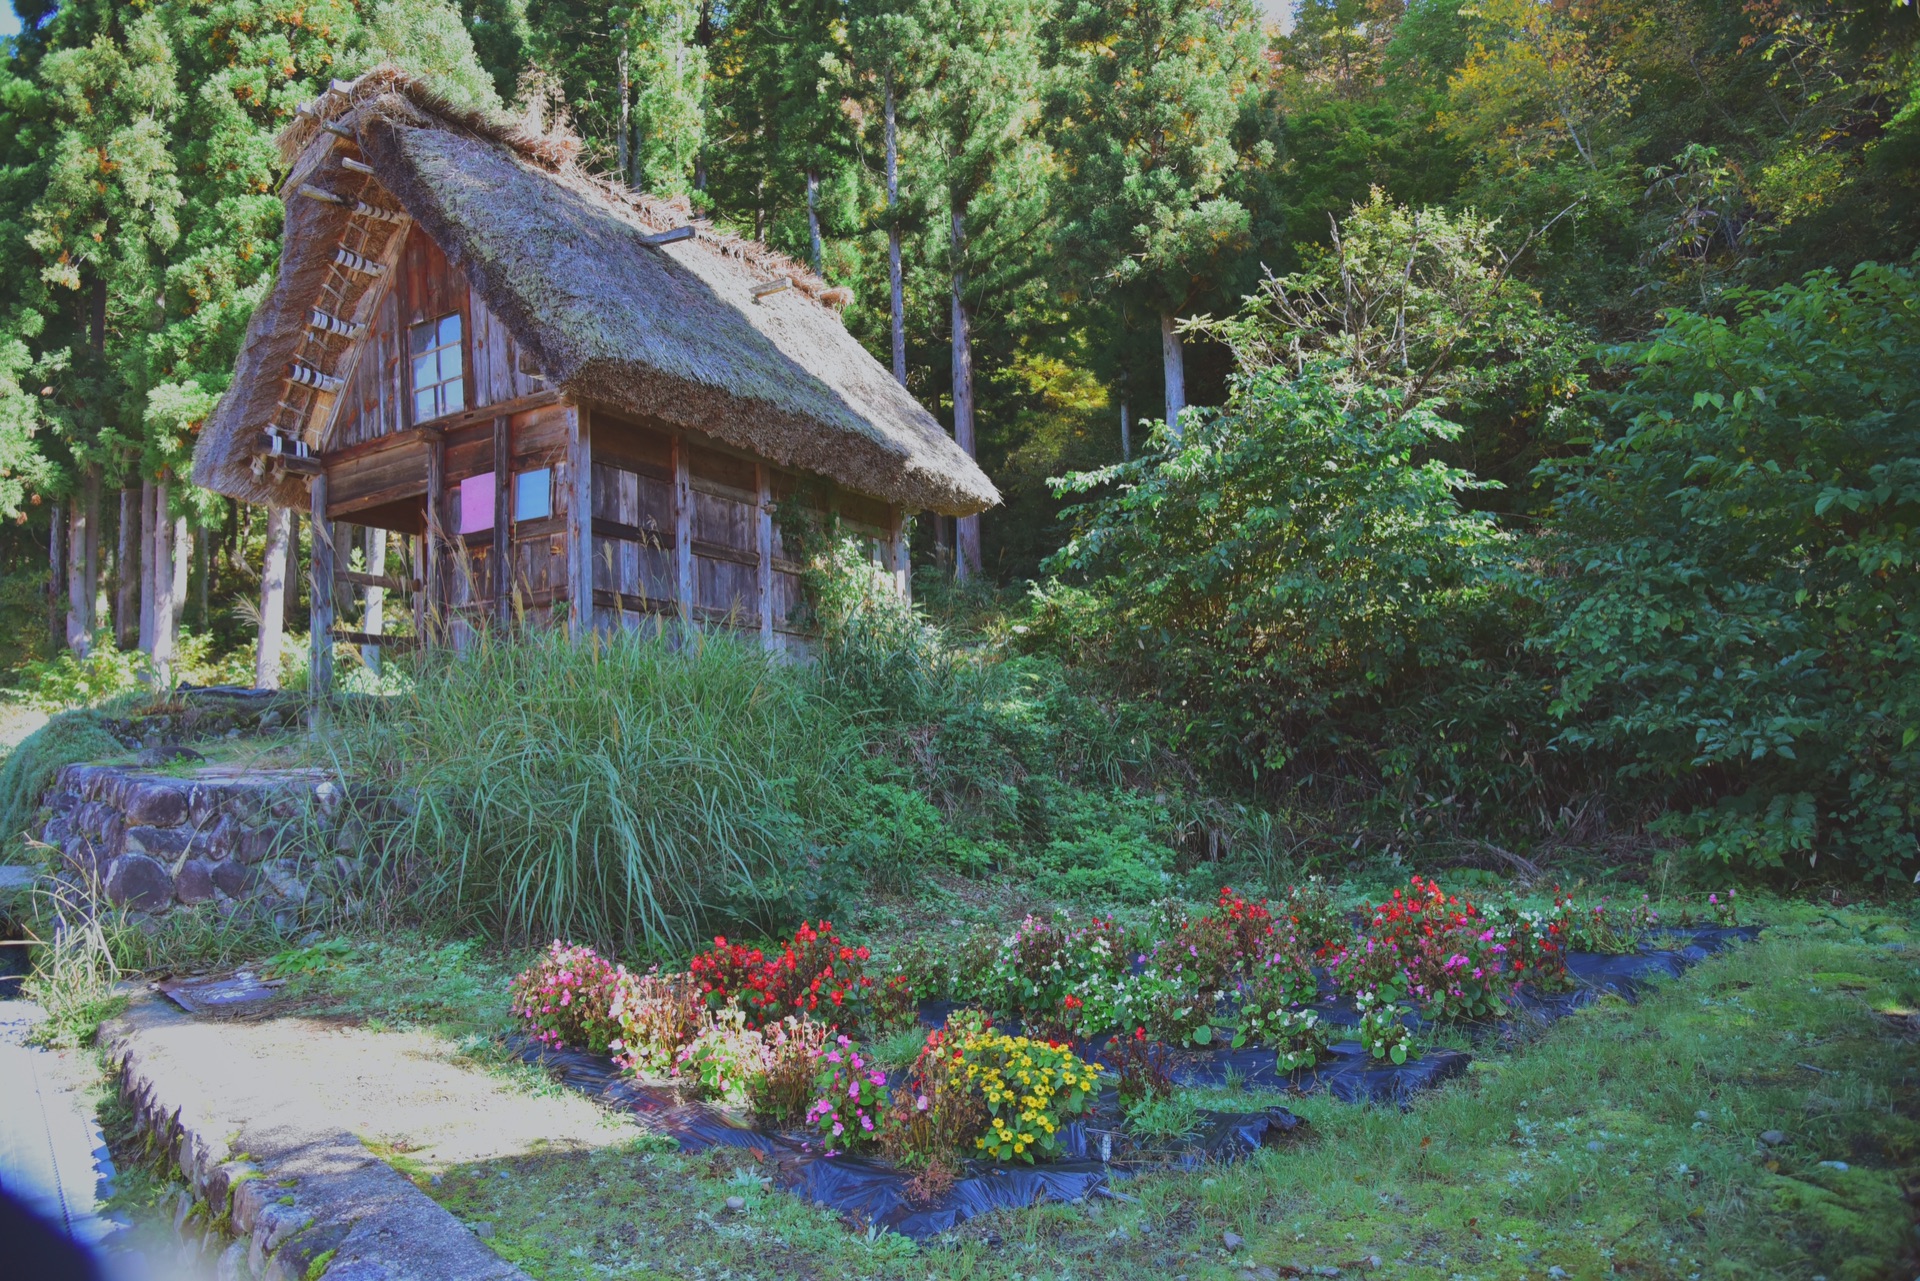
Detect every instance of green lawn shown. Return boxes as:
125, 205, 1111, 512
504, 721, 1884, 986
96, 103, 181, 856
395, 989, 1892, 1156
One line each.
399, 900, 1918, 1281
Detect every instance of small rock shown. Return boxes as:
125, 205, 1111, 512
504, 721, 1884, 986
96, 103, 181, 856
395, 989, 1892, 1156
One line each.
225, 728, 243, 739
724, 1195, 746, 1212
137, 744, 205, 767
1587, 1140, 1603, 1152
1695, 1110, 1710, 1121
1759, 1130, 1788, 1147
1550, 1268, 1569, 1279
430, 1174, 443, 1187
1223, 1231, 1245, 1251
1818, 1160, 1849, 1172
472, 1221, 495, 1239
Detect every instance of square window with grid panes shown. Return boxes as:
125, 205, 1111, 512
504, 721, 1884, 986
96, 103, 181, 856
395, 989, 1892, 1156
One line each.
409, 313, 465, 422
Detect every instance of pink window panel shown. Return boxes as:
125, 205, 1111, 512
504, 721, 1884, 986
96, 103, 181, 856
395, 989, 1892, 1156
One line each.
458, 472, 495, 535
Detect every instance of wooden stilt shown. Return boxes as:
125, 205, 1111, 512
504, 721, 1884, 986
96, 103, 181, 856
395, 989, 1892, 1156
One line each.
309, 473, 335, 697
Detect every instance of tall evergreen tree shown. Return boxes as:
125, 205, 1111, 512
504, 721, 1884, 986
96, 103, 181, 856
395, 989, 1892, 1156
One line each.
1045, 0, 1266, 438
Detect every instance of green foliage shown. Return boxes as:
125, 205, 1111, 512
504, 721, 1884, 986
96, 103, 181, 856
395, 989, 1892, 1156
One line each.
1542, 262, 1920, 879
0, 706, 124, 850
323, 628, 872, 951
1121, 1087, 1203, 1144
13, 641, 150, 711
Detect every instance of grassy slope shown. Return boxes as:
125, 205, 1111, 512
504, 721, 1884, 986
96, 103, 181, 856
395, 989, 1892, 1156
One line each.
397, 900, 1916, 1281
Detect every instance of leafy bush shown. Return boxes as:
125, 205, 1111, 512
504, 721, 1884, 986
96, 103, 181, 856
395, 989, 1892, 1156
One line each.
957, 1031, 1102, 1163
0, 707, 126, 852
1355, 990, 1415, 1065
687, 920, 873, 1027
1124, 1089, 1204, 1144
676, 1008, 765, 1105
12, 641, 150, 711
744, 1015, 828, 1125
322, 629, 871, 951
609, 970, 704, 1075
1108, 1026, 1175, 1107
508, 940, 628, 1053
807, 1033, 891, 1151
1543, 261, 1920, 879
882, 1024, 990, 1188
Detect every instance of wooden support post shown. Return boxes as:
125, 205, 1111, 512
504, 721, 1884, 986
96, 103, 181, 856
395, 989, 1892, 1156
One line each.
889, 507, 910, 603
411, 534, 428, 645
566, 406, 593, 642
672, 434, 693, 625
424, 429, 447, 645
756, 463, 774, 648
255, 505, 291, 690
492, 414, 511, 631
363, 526, 386, 675
309, 473, 334, 697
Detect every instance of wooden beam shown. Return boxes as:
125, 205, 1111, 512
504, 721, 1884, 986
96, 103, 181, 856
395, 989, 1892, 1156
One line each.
424, 429, 447, 644
672, 433, 694, 623
309, 472, 335, 697
757, 463, 774, 648
331, 628, 417, 650
338, 569, 418, 593
566, 405, 593, 642
493, 414, 510, 630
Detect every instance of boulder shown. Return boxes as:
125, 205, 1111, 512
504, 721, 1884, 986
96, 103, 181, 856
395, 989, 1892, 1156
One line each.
105, 853, 174, 910
124, 778, 190, 827
123, 825, 192, 859
175, 860, 219, 905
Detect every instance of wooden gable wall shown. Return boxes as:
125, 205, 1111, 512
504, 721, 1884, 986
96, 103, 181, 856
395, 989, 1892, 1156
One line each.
329, 225, 546, 452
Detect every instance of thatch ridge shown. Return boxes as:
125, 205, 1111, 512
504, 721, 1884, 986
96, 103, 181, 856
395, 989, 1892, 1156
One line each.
195, 68, 997, 516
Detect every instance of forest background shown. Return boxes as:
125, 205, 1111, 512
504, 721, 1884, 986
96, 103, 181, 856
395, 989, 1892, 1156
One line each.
0, 0, 1914, 883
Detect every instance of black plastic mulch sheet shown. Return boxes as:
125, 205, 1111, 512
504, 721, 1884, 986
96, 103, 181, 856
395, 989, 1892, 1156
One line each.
517, 925, 1755, 1238
519, 1039, 1304, 1238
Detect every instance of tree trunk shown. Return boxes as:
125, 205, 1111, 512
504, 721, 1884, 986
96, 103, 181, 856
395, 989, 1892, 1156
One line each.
48, 501, 65, 656
617, 29, 632, 186
950, 203, 981, 581
363, 526, 387, 675
195, 529, 208, 630
255, 505, 290, 690
886, 76, 906, 387
138, 481, 155, 654
84, 470, 101, 640
116, 487, 137, 650
151, 480, 175, 680
1120, 398, 1130, 461
806, 170, 823, 276
66, 486, 91, 655
171, 514, 190, 648
1161, 312, 1186, 442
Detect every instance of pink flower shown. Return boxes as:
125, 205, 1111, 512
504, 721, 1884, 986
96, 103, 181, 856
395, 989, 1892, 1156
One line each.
916, 1095, 930, 1112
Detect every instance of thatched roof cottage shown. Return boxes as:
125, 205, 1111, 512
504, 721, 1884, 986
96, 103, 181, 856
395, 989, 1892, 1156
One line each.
193, 70, 996, 687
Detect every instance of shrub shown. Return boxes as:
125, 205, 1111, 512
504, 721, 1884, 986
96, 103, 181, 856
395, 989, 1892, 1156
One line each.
1278, 877, 1352, 954
609, 970, 704, 1075
1543, 262, 1920, 879
744, 1015, 829, 1125
881, 1026, 989, 1189
1355, 990, 1415, 1065
508, 941, 627, 1053
1549, 889, 1661, 955
1332, 876, 1523, 1019
1230, 954, 1319, 1053
676, 1008, 766, 1106
688, 920, 873, 1027
957, 1031, 1102, 1163
806, 1033, 891, 1151
1108, 1026, 1174, 1107
12, 641, 149, 711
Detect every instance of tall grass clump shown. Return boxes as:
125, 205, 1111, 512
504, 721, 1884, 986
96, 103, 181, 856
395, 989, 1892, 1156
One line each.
324, 627, 869, 952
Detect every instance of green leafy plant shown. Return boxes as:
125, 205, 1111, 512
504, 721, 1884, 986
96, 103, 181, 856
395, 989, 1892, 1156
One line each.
1355, 990, 1415, 1065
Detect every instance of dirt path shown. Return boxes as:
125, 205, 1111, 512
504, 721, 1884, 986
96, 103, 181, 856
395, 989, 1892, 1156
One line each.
105, 995, 645, 1279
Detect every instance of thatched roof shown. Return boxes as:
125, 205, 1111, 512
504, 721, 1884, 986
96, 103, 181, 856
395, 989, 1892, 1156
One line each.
192, 69, 998, 516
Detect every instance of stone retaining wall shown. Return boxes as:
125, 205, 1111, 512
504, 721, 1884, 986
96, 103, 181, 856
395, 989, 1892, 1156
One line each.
40, 764, 353, 921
